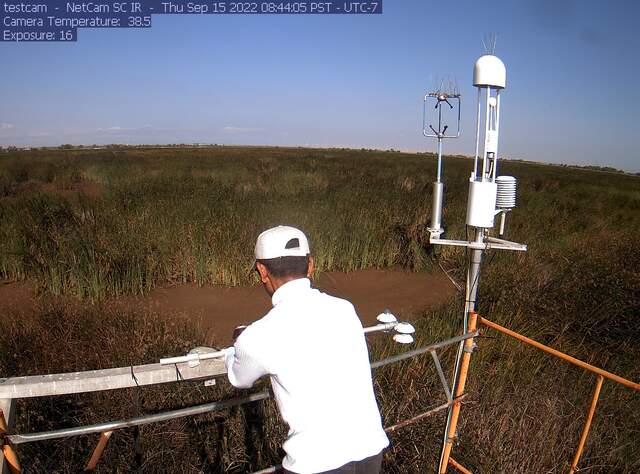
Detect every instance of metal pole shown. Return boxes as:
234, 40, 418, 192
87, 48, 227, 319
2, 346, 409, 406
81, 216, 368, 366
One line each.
481, 88, 490, 179
439, 312, 478, 474
84, 431, 113, 471
430, 126, 445, 235
478, 318, 640, 391
161, 321, 400, 364
569, 375, 604, 474
370, 332, 478, 370
493, 90, 501, 180
0, 408, 20, 474
473, 88, 481, 177
437, 137, 443, 182
439, 229, 484, 472
449, 457, 473, 474
8, 391, 271, 444
383, 397, 461, 434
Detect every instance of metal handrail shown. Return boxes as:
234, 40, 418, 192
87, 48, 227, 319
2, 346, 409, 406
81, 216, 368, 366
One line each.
3, 333, 474, 446
479, 317, 640, 391
1, 321, 471, 473
6, 391, 272, 445
371, 332, 478, 369
0, 321, 409, 400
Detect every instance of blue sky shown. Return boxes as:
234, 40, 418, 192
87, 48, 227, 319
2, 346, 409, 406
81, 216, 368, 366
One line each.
1, 0, 639, 171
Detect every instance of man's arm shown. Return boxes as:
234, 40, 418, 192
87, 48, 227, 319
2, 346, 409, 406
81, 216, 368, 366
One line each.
225, 329, 268, 389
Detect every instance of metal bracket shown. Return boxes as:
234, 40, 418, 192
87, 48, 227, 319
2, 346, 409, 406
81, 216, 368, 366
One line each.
430, 350, 452, 403
430, 235, 527, 252
428, 227, 445, 240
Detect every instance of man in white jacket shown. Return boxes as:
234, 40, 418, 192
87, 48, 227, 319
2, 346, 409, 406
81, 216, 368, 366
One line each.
225, 225, 389, 474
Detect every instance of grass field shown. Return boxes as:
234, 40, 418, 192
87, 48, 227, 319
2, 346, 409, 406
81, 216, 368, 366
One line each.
0, 146, 638, 473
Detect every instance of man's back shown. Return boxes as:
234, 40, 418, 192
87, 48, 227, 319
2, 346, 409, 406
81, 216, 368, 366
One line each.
227, 278, 389, 473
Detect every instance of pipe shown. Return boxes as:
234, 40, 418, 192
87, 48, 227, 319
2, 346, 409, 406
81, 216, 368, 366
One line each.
478, 317, 640, 391
384, 396, 464, 434
439, 312, 478, 474
427, 238, 527, 252
0, 411, 21, 474
569, 375, 604, 474
370, 332, 478, 370
161, 321, 404, 364
7, 391, 271, 444
84, 431, 112, 471
482, 88, 490, 180
440, 230, 484, 470
493, 91, 501, 181
160, 350, 227, 366
449, 457, 473, 474
473, 88, 481, 178
431, 350, 452, 402
437, 137, 443, 182
363, 322, 398, 334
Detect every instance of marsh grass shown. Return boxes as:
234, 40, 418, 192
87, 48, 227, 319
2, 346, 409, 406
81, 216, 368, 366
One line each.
1, 147, 434, 298
0, 146, 638, 472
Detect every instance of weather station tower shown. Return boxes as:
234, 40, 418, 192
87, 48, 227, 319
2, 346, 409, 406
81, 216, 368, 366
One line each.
422, 44, 528, 473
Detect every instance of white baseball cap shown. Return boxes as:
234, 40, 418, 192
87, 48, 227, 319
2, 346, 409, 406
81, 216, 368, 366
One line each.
254, 225, 310, 260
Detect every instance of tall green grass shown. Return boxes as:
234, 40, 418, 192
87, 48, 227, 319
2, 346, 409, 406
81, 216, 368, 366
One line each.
0, 146, 638, 472
0, 147, 434, 298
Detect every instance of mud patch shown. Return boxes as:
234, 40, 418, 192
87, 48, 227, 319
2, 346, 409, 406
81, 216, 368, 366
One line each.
116, 268, 456, 344
0, 268, 456, 345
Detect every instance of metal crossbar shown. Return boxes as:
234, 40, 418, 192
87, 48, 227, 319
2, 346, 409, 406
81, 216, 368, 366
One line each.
370, 332, 478, 369
6, 391, 272, 445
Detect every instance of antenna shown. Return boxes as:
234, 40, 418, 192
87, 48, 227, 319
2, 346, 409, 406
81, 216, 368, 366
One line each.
423, 44, 529, 473
422, 74, 461, 238
482, 33, 497, 55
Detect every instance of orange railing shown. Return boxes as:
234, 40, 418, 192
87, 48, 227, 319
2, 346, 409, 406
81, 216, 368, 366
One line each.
443, 315, 639, 474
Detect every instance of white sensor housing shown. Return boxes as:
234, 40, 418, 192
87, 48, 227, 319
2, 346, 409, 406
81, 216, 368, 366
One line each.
473, 55, 506, 89
466, 179, 498, 228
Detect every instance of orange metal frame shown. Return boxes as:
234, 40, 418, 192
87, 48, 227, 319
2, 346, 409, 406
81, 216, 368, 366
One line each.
0, 412, 20, 474
442, 315, 640, 474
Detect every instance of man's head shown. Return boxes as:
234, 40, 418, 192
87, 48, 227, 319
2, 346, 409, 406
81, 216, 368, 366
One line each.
253, 226, 314, 296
